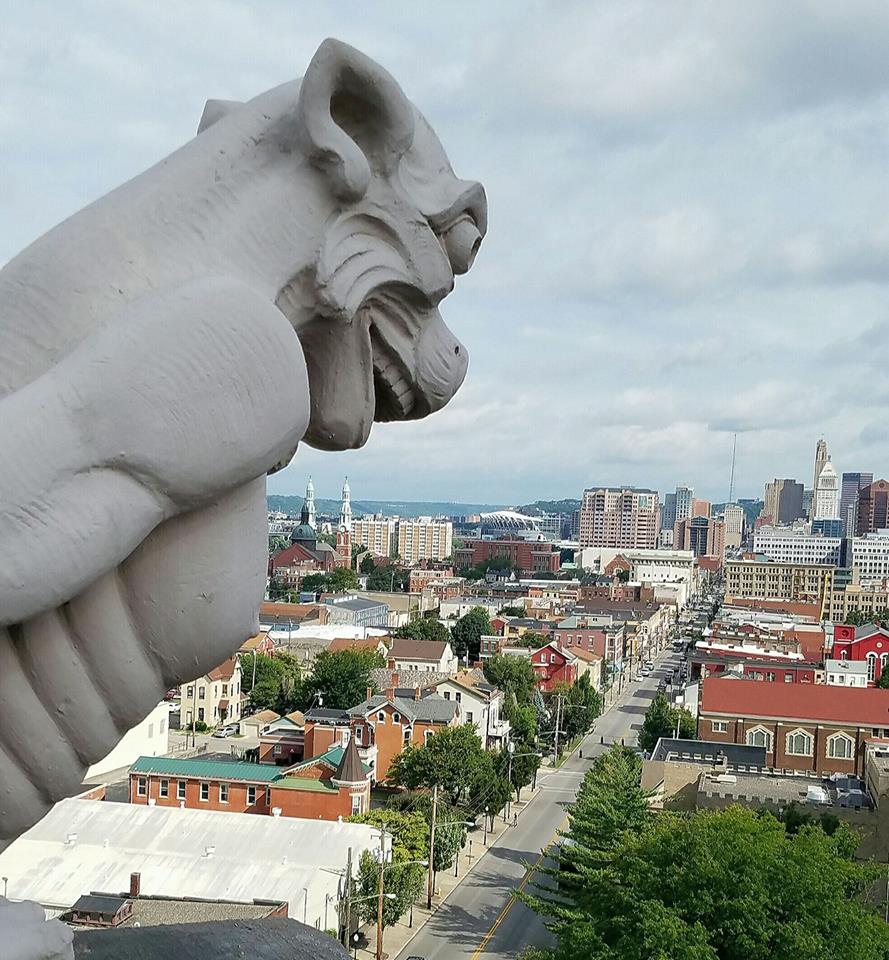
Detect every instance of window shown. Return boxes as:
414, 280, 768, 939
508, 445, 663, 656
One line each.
455, 692, 462, 703
466, 711, 474, 723
377, 711, 386, 721
785, 729, 813, 756
247, 785, 257, 805
273, 745, 282, 756
219, 783, 229, 803
199, 782, 209, 801
186, 686, 194, 699
136, 777, 147, 797
159, 718, 166, 734
393, 713, 401, 723
784, 673, 793, 682
746, 727, 772, 751
355, 726, 363, 746
827, 733, 854, 760
766, 672, 776, 683
177, 780, 186, 801
148, 722, 154, 738
550, 654, 556, 664
222, 683, 228, 696
159, 779, 169, 798
198, 708, 205, 722
424, 729, 434, 744
351, 794, 362, 815
443, 692, 450, 700
403, 726, 412, 743
198, 686, 206, 700
711, 720, 727, 733
867, 653, 877, 683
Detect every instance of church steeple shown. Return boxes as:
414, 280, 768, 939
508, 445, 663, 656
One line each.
340, 476, 352, 531
304, 476, 316, 531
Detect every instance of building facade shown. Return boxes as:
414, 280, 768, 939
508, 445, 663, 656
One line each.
857, 479, 889, 536
840, 472, 873, 536
453, 537, 560, 574
752, 529, 843, 565
180, 658, 242, 729
325, 596, 389, 628
698, 676, 889, 777
813, 458, 841, 521
530, 641, 578, 691
675, 516, 725, 561
724, 559, 833, 602
832, 624, 889, 685
397, 518, 454, 564
579, 487, 660, 550
762, 479, 805, 526
722, 504, 746, 550
351, 518, 397, 558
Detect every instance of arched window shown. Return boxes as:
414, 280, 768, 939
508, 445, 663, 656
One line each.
840, 649, 848, 661
867, 653, 877, 683
826, 733, 855, 760
880, 653, 888, 680
785, 729, 813, 756
746, 726, 772, 751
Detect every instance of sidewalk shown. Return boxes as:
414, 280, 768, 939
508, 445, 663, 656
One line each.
353, 778, 545, 959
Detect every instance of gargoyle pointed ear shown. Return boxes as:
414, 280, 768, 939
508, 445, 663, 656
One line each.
297, 38, 415, 202
197, 99, 243, 134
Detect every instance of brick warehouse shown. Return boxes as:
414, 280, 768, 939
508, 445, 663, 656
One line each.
697, 676, 889, 777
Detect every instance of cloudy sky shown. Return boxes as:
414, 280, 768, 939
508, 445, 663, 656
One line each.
5, 2, 889, 506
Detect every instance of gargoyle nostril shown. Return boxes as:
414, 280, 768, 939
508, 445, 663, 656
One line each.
454, 345, 460, 355
442, 218, 481, 276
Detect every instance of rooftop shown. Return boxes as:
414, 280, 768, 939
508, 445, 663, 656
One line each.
388, 637, 451, 661
326, 597, 388, 612
66, 892, 286, 927
349, 693, 457, 724
701, 676, 889, 725
650, 737, 767, 767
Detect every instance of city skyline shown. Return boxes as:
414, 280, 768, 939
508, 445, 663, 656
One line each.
9, 3, 889, 502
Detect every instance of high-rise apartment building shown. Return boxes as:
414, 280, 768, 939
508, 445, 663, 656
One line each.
857, 479, 889, 536
351, 518, 397, 558
579, 487, 660, 549
397, 518, 453, 564
675, 486, 694, 525
840, 472, 873, 536
813, 458, 840, 521
762, 479, 805, 525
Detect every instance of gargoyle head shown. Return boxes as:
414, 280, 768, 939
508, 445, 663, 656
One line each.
276, 39, 486, 450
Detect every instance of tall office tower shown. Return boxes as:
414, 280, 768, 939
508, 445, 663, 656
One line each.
674, 486, 694, 525
579, 487, 660, 549
675, 516, 726, 560
840, 472, 873, 536
857, 479, 889, 535
722, 504, 745, 549
813, 458, 841, 521
339, 476, 352, 530
763, 478, 805, 526
813, 438, 828, 496
691, 498, 711, 519
304, 476, 317, 531
661, 492, 677, 534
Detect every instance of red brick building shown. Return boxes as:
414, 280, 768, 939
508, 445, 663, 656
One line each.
128, 739, 370, 820
347, 687, 458, 782
453, 537, 560, 575
697, 676, 889, 777
832, 624, 889, 685
303, 707, 353, 759
530, 641, 578, 691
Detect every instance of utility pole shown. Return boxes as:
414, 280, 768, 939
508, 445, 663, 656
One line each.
376, 828, 387, 960
341, 845, 352, 949
426, 784, 438, 909
504, 741, 515, 822
553, 693, 562, 765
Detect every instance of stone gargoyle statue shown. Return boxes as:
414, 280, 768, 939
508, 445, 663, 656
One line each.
0, 36, 485, 861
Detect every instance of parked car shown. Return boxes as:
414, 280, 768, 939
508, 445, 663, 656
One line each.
213, 724, 239, 738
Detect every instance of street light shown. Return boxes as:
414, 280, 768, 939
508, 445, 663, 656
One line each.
301, 886, 308, 925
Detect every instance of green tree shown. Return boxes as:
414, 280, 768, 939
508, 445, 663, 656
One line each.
498, 605, 526, 616
451, 606, 493, 661
507, 702, 540, 743
359, 553, 377, 574
328, 566, 358, 592
637, 692, 696, 753
387, 791, 467, 872
484, 653, 537, 705
394, 618, 451, 644
877, 670, 889, 689
299, 572, 327, 593
303, 648, 384, 710
347, 808, 428, 929
511, 630, 551, 649
389, 724, 498, 807
366, 564, 410, 592
495, 744, 540, 802
560, 674, 602, 741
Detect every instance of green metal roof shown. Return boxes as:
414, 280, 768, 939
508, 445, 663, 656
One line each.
129, 757, 282, 783
271, 777, 338, 793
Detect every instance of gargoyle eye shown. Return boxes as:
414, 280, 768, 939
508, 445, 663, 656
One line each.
441, 216, 482, 276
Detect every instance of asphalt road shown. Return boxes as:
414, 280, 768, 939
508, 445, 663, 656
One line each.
395, 648, 683, 960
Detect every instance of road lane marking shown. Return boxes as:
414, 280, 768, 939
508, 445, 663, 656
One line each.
469, 817, 568, 960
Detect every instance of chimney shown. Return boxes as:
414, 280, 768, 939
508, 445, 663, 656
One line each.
387, 658, 396, 670
386, 685, 396, 701
366, 686, 373, 701
414, 686, 421, 701
129, 872, 141, 898
390, 671, 399, 688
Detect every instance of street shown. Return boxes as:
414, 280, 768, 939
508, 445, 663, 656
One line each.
395, 648, 682, 960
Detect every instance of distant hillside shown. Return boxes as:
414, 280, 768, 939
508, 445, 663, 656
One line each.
515, 499, 581, 516
267, 495, 509, 519
713, 500, 763, 525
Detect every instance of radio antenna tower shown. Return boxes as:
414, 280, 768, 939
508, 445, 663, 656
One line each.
728, 432, 737, 504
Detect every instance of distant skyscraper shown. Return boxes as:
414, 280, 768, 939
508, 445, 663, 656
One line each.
840, 472, 873, 536
763, 479, 805, 526
813, 458, 840, 521
304, 476, 317, 531
340, 476, 352, 530
722, 504, 745, 549
661, 492, 677, 533
857, 479, 889, 536
813, 438, 828, 496
674, 486, 694, 525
